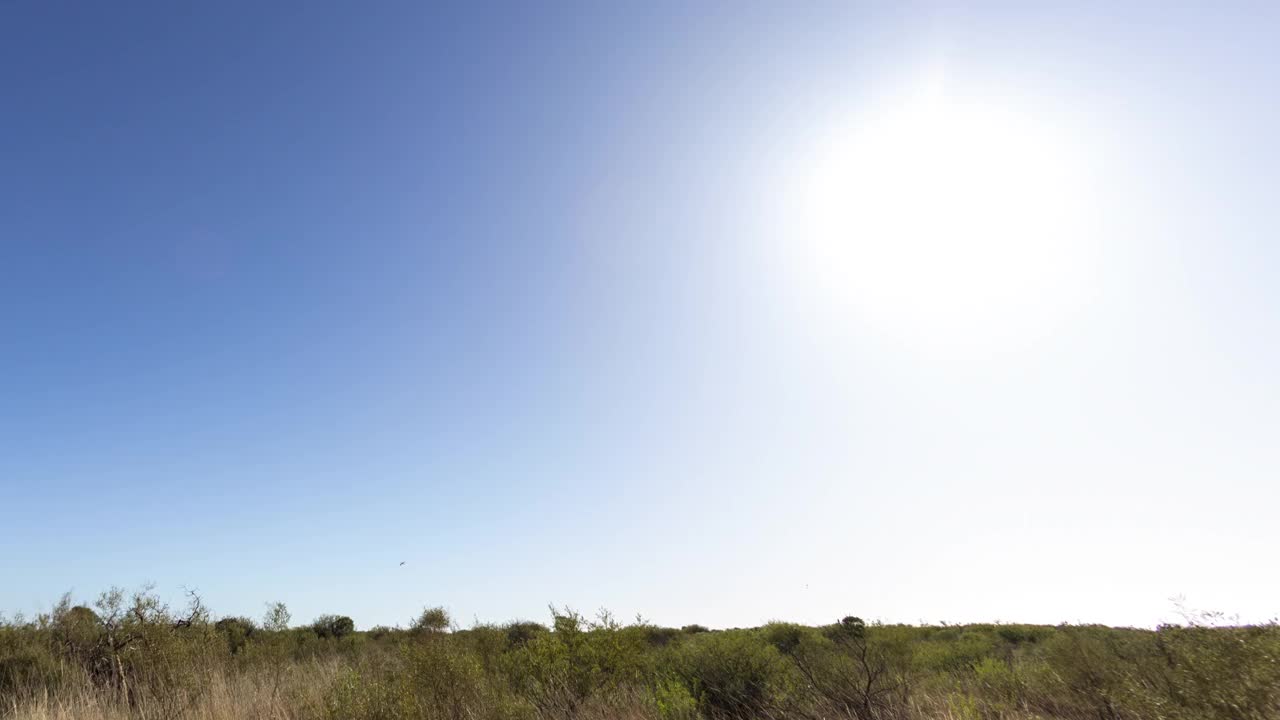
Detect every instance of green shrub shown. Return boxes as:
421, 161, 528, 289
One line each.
1149, 621, 1280, 720
1024, 625, 1136, 719
215, 616, 257, 654
994, 624, 1052, 645
411, 607, 452, 635
0, 643, 67, 697
652, 675, 699, 720
503, 621, 547, 647
499, 607, 656, 713
971, 656, 1023, 715
325, 640, 532, 720
770, 619, 914, 719
5, 587, 1279, 720
325, 667, 416, 720
643, 626, 681, 647
675, 630, 789, 719
313, 614, 357, 639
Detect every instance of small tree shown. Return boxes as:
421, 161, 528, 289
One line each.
312, 614, 356, 639
262, 602, 291, 631
676, 630, 787, 719
504, 621, 547, 647
214, 617, 257, 654
411, 607, 452, 635
769, 616, 913, 720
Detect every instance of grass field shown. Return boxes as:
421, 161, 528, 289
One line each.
2, 587, 1276, 719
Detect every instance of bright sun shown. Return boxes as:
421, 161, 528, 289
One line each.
782, 85, 1095, 342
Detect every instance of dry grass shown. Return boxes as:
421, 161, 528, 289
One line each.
4, 594, 1277, 720
3, 689, 1052, 720
4, 659, 339, 720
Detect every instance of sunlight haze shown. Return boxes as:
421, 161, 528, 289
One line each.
3, 2, 1278, 633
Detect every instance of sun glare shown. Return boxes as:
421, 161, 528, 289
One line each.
782, 85, 1095, 342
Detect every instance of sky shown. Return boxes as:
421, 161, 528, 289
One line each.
2, 1, 1278, 630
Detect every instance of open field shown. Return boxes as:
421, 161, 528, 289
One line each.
2, 588, 1277, 720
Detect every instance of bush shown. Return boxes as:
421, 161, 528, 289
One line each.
503, 621, 547, 647
675, 630, 790, 719
411, 607, 452, 635
0, 642, 67, 697
1024, 625, 1137, 719
215, 616, 257, 654
644, 626, 681, 647
325, 641, 532, 720
325, 667, 416, 720
313, 614, 357, 639
652, 675, 699, 720
3, 588, 1278, 720
971, 656, 1023, 715
768, 619, 913, 720
1148, 621, 1280, 720
497, 607, 658, 713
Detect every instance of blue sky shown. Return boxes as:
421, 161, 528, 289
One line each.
3, 2, 1278, 629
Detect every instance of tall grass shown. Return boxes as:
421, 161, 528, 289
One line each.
2, 589, 1277, 719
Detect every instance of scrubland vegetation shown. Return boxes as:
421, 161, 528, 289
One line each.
2, 587, 1277, 720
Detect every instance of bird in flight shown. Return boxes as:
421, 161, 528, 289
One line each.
399, 561, 406, 566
